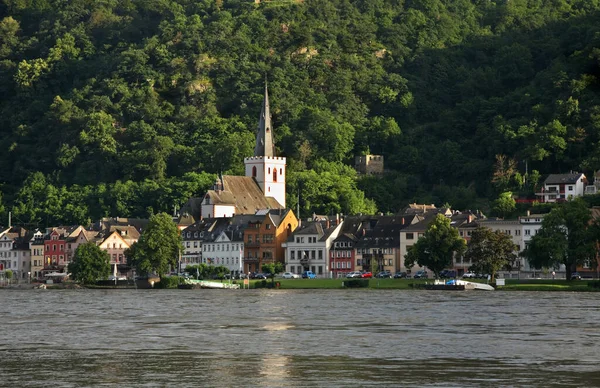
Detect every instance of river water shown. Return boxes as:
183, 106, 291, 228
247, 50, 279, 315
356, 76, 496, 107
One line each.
1, 289, 599, 387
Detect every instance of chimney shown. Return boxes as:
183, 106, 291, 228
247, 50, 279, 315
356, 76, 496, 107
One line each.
362, 229, 366, 236
326, 219, 330, 229
401, 217, 405, 225
468, 215, 473, 223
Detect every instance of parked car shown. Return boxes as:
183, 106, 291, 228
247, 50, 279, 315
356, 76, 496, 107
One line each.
439, 270, 456, 279
376, 271, 392, 278
254, 273, 268, 280
346, 271, 362, 278
570, 272, 582, 280
282, 272, 300, 279
462, 272, 476, 279
413, 270, 428, 279
393, 271, 408, 279
302, 271, 317, 279
361, 271, 373, 278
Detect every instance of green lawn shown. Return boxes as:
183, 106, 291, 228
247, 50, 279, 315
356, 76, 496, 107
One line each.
272, 278, 429, 290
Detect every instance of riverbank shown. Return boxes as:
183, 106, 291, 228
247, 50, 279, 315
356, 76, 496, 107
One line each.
3, 278, 598, 291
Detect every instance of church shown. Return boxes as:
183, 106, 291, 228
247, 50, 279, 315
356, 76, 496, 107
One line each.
200, 84, 287, 218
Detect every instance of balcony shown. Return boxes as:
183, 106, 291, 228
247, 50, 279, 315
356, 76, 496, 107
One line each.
245, 242, 260, 248
244, 257, 259, 263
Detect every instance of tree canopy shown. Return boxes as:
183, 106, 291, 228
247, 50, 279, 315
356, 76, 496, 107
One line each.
524, 199, 596, 280
404, 214, 466, 277
465, 227, 518, 282
1, 1, 600, 223
261, 261, 284, 284
68, 241, 111, 284
125, 212, 182, 277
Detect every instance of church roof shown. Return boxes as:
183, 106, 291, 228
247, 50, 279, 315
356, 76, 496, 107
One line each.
206, 175, 283, 215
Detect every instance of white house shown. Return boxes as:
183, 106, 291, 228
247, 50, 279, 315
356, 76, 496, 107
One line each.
202, 229, 245, 276
536, 172, 587, 203
284, 221, 342, 277
0, 227, 31, 282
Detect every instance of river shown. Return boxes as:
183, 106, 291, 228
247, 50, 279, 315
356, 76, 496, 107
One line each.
1, 289, 599, 387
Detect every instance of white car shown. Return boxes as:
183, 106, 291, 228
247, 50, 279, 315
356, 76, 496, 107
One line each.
282, 272, 300, 279
462, 272, 476, 279
346, 271, 362, 278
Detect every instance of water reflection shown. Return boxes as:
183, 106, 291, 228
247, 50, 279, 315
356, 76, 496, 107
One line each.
1, 289, 600, 387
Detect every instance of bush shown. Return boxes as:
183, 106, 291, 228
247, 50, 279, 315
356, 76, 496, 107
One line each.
588, 281, 600, 289
343, 279, 369, 288
154, 276, 180, 289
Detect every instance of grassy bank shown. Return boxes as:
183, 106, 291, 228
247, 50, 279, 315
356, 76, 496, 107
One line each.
275, 278, 429, 290
271, 278, 600, 291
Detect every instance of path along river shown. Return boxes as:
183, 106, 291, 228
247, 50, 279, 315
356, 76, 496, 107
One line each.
1, 289, 599, 387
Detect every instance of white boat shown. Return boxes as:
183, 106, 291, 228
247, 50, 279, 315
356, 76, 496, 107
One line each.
446, 279, 495, 291
182, 279, 240, 289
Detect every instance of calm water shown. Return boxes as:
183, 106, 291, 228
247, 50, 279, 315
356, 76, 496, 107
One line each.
1, 289, 599, 387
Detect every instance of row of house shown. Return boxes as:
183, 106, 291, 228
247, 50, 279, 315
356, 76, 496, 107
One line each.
180, 202, 599, 279
0, 218, 146, 282
1, 202, 597, 283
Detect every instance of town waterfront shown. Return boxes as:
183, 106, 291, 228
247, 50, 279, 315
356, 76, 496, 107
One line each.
1, 289, 599, 387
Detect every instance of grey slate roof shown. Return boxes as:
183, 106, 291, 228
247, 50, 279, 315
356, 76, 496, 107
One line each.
254, 83, 275, 157
544, 173, 585, 185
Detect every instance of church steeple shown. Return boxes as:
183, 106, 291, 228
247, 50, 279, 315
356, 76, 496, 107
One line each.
254, 82, 275, 157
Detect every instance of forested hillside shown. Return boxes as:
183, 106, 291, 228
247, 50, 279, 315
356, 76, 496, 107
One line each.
1, 0, 599, 226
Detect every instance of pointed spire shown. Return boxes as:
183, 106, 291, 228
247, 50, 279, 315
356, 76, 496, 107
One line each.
254, 80, 275, 157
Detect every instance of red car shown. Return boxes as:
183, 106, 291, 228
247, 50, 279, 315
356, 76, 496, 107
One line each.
361, 271, 373, 278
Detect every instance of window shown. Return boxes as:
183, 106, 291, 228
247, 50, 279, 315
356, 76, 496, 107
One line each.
318, 250, 323, 260
266, 224, 271, 230
291, 251, 295, 260
252, 166, 257, 177
406, 233, 414, 240
568, 185, 574, 191
525, 229, 531, 236
273, 169, 277, 182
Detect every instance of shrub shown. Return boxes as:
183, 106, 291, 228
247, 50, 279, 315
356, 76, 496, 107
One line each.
155, 276, 180, 289
343, 279, 369, 288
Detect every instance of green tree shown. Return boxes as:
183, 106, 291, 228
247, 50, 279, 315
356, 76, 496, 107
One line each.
404, 214, 466, 278
68, 242, 111, 284
493, 191, 516, 218
262, 261, 284, 285
524, 199, 595, 280
125, 213, 182, 277
5, 269, 13, 282
465, 227, 517, 282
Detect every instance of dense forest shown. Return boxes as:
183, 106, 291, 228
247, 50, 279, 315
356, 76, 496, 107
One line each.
1, 0, 600, 227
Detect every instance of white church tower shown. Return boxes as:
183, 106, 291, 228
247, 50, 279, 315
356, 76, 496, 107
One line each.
244, 83, 286, 208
